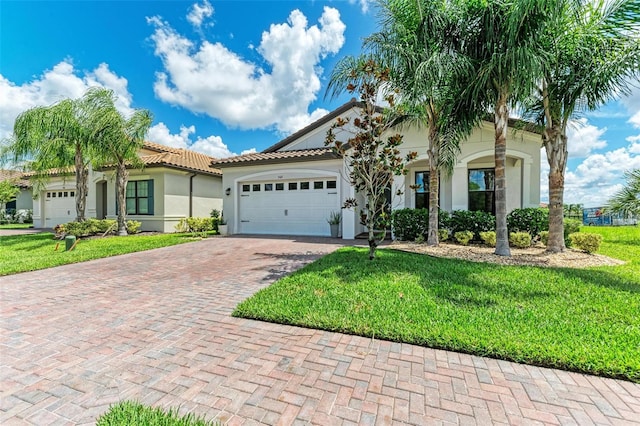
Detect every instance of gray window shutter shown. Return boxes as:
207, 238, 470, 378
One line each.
147, 180, 154, 215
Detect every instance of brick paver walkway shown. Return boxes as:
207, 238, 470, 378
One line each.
1, 236, 639, 425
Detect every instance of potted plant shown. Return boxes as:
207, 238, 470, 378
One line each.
217, 216, 228, 236
327, 211, 341, 238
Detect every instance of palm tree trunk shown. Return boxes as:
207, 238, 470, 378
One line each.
494, 91, 510, 256
116, 162, 129, 236
427, 111, 440, 246
74, 148, 88, 222
544, 124, 568, 252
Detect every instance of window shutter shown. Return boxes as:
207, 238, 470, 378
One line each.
115, 185, 119, 215
147, 180, 154, 215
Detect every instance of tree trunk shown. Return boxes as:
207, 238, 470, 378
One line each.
74, 148, 88, 222
427, 123, 440, 246
494, 92, 510, 256
544, 124, 568, 252
116, 162, 129, 236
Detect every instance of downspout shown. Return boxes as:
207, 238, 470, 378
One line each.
189, 173, 196, 217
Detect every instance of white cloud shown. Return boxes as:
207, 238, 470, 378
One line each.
561, 147, 640, 206
187, 0, 213, 29
349, 0, 372, 13
0, 60, 134, 142
147, 122, 254, 158
147, 6, 346, 135
566, 118, 607, 158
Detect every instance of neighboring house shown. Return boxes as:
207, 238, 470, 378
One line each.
28, 142, 223, 232
215, 100, 542, 239
0, 169, 33, 212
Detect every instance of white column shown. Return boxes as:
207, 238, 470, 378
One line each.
451, 164, 468, 211
341, 181, 356, 239
392, 174, 405, 211
522, 159, 532, 208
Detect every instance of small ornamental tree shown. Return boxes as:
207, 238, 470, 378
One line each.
325, 58, 417, 260
0, 180, 21, 210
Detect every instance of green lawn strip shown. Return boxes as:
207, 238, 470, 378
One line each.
0, 223, 33, 229
0, 232, 204, 276
96, 400, 217, 426
234, 240, 640, 382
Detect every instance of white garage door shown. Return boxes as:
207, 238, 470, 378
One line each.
239, 178, 339, 236
44, 190, 76, 228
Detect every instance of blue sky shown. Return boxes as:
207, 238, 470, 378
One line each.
1, 0, 638, 207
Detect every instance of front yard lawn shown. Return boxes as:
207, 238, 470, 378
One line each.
0, 232, 201, 276
0, 223, 33, 229
234, 226, 640, 382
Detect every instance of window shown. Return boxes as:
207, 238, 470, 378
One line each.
242, 184, 250, 192
468, 169, 495, 214
288, 182, 297, 190
252, 184, 261, 192
46, 192, 51, 198
415, 171, 429, 209
52, 192, 56, 198
63, 191, 68, 197
314, 181, 324, 189
300, 182, 310, 190
326, 180, 337, 189
126, 180, 154, 215
275, 183, 284, 191
265, 183, 273, 191
58, 192, 63, 198
70, 191, 75, 197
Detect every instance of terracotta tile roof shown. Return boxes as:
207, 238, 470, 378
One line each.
0, 170, 31, 188
99, 142, 222, 176
213, 148, 340, 168
142, 141, 185, 154
21, 167, 75, 179
137, 150, 222, 176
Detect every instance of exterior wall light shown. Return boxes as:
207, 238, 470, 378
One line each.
225, 187, 231, 196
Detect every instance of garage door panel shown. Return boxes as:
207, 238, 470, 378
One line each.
44, 190, 76, 228
239, 178, 339, 236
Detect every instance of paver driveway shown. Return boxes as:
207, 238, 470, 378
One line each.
1, 235, 639, 425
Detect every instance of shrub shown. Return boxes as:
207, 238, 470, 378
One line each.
175, 217, 213, 233
509, 232, 532, 248
454, 230, 473, 246
507, 207, 549, 236
126, 220, 142, 234
564, 219, 582, 247
449, 210, 495, 240
569, 232, 602, 254
438, 228, 449, 242
391, 208, 450, 241
64, 221, 92, 237
479, 231, 496, 247
415, 234, 426, 244
539, 231, 549, 246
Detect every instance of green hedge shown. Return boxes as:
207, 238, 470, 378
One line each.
391, 208, 450, 241
507, 208, 548, 236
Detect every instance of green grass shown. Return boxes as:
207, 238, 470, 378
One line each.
0, 232, 203, 276
0, 223, 33, 229
96, 401, 217, 426
234, 225, 640, 382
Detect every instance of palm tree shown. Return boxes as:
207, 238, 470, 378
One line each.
362, 0, 478, 246
526, 0, 640, 252
84, 88, 153, 236
606, 169, 640, 217
9, 93, 100, 222
460, 0, 551, 256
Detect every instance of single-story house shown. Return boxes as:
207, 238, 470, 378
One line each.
0, 169, 33, 213
214, 100, 542, 239
28, 142, 223, 232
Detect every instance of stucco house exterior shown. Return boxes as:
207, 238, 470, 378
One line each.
28, 142, 223, 232
0, 169, 33, 213
215, 100, 542, 239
